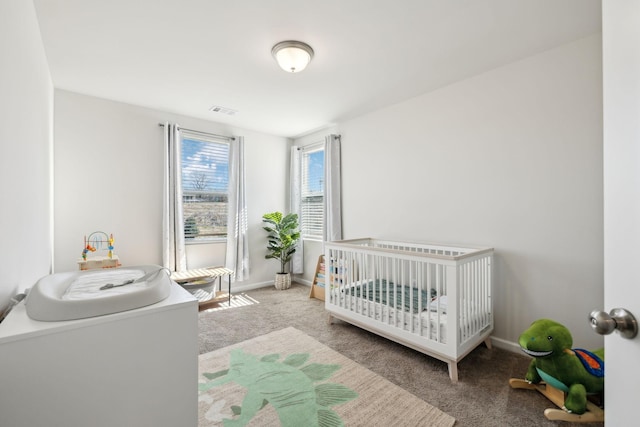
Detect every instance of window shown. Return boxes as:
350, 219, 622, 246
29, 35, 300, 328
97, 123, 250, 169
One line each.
301, 145, 325, 239
181, 132, 229, 241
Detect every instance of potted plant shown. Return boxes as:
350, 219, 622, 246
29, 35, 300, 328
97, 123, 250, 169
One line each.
262, 211, 301, 290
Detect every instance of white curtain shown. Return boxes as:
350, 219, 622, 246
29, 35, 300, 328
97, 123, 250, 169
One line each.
225, 136, 250, 281
324, 134, 342, 242
162, 122, 187, 272
289, 146, 303, 274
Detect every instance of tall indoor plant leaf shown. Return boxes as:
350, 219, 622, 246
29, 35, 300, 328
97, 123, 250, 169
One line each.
262, 212, 301, 274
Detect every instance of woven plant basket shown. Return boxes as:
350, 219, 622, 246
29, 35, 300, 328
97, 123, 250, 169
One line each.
274, 273, 292, 290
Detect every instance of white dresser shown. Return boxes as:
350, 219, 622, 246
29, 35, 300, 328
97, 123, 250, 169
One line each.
0, 283, 198, 427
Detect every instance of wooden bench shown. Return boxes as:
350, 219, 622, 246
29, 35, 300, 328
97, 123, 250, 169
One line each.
171, 267, 234, 307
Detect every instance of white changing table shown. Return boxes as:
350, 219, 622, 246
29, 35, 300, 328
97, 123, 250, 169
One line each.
0, 283, 198, 427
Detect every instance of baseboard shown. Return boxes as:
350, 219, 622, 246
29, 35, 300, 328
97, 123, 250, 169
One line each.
292, 277, 313, 287
489, 336, 523, 355
230, 281, 273, 293
230, 279, 311, 294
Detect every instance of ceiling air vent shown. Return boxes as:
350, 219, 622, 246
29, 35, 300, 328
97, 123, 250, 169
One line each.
209, 105, 237, 116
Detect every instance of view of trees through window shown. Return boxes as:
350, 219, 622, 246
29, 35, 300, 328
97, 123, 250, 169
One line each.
181, 135, 229, 240
301, 147, 325, 239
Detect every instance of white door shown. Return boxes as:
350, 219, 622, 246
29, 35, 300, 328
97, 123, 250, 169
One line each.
602, 1, 640, 424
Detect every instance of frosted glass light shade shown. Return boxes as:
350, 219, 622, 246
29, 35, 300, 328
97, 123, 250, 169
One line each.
271, 41, 314, 73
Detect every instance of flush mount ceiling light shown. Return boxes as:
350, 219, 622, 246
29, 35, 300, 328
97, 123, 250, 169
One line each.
271, 40, 314, 73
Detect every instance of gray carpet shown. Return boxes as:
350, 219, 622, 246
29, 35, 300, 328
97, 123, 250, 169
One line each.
198, 283, 604, 427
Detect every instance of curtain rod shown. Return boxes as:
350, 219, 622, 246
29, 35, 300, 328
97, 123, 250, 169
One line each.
158, 123, 235, 141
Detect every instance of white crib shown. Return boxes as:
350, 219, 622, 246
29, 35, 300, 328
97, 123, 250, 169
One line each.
325, 238, 494, 383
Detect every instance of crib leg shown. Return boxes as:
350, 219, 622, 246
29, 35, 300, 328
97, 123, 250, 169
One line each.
327, 313, 333, 325
484, 337, 493, 350
447, 361, 458, 383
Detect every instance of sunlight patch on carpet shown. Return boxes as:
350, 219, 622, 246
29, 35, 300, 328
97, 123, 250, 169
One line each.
201, 293, 259, 312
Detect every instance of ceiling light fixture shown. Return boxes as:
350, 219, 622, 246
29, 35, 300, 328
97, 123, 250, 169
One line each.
271, 40, 314, 73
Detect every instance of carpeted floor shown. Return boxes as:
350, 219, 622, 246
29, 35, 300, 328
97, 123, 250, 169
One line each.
198, 283, 604, 427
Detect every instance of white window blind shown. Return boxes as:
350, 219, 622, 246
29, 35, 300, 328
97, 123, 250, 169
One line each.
181, 132, 230, 241
301, 145, 325, 239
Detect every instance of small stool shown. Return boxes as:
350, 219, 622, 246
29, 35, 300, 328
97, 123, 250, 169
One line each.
171, 267, 234, 305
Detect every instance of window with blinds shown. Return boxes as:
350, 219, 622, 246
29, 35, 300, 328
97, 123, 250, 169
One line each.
301, 146, 325, 239
181, 132, 229, 241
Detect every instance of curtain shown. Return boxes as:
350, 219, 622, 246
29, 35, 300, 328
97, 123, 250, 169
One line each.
289, 146, 303, 274
324, 134, 342, 242
225, 136, 250, 281
162, 122, 187, 272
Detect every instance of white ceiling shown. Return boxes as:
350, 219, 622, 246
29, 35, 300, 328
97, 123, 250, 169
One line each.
33, 0, 601, 138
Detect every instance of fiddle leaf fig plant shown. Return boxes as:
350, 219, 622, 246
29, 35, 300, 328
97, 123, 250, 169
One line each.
262, 211, 301, 274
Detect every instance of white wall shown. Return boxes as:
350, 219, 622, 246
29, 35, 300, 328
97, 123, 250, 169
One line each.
0, 0, 53, 312
53, 90, 289, 288
298, 35, 604, 349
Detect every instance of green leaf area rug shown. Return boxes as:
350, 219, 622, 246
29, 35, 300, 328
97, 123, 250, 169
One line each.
198, 327, 455, 427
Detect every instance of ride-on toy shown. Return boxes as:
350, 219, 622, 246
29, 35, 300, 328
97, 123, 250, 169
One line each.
510, 319, 604, 423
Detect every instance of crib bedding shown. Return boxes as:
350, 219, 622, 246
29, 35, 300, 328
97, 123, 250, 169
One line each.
335, 282, 487, 344
335, 290, 448, 342
339, 279, 436, 314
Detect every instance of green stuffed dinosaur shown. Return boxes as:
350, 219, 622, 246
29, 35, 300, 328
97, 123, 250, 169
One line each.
519, 318, 604, 415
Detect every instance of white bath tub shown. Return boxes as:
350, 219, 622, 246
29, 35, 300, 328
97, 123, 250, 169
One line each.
25, 265, 171, 321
